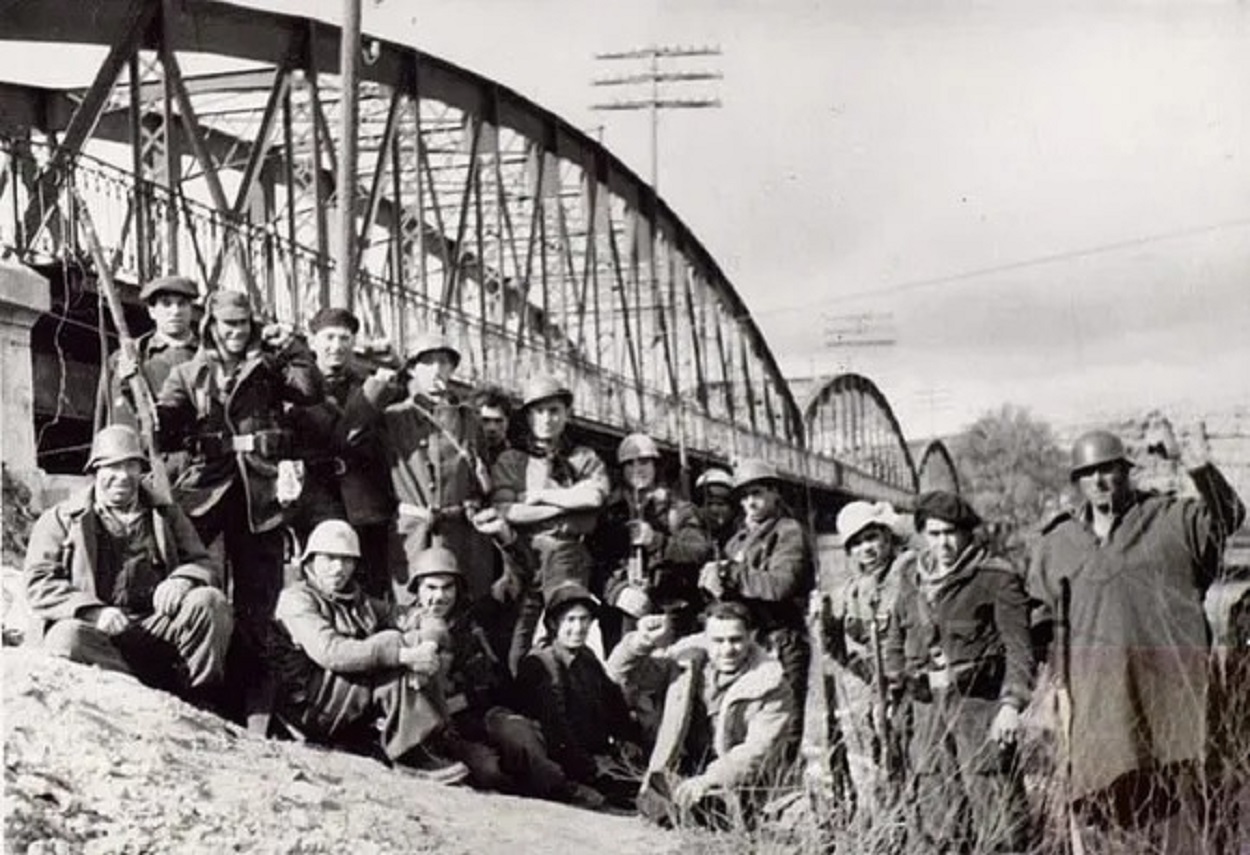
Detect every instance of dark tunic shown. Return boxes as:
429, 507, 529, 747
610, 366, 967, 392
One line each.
515, 643, 636, 783
1027, 464, 1245, 800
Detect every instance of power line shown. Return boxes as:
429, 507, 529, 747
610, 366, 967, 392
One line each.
590, 45, 723, 193
752, 214, 1250, 318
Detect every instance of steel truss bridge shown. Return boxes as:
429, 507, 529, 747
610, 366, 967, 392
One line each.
0, 0, 947, 515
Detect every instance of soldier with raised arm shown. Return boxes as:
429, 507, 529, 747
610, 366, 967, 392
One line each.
1028, 422, 1245, 853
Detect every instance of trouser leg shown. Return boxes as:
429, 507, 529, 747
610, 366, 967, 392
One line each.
484, 706, 572, 800
140, 587, 234, 689
768, 626, 809, 750
446, 732, 511, 792
372, 670, 447, 761
908, 696, 972, 852
41, 618, 133, 676
214, 491, 285, 730
355, 521, 393, 601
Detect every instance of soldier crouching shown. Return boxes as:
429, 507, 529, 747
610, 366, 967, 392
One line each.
271, 520, 468, 783
400, 542, 604, 806
23, 425, 233, 702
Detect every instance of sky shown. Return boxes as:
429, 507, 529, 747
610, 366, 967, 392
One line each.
272, 0, 1250, 439
14, 0, 1250, 439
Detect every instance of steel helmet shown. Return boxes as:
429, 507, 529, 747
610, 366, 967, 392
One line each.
302, 520, 361, 562
695, 468, 733, 494
406, 332, 461, 369
618, 432, 660, 464
139, 275, 198, 304
732, 458, 782, 494
521, 373, 574, 410
85, 425, 147, 471
406, 544, 465, 583
837, 501, 899, 546
542, 580, 600, 630
1069, 430, 1132, 480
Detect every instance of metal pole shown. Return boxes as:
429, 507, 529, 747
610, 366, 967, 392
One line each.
333, 0, 362, 310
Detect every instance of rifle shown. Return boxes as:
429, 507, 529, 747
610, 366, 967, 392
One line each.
868, 589, 905, 792
1056, 578, 1086, 855
72, 186, 172, 505
801, 591, 836, 810
615, 485, 654, 619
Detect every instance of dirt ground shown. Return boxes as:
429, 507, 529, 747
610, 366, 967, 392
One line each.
3, 647, 685, 855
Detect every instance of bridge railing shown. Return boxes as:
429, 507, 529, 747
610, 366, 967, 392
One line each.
1, 137, 897, 498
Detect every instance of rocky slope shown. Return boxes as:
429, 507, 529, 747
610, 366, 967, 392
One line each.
4, 648, 685, 855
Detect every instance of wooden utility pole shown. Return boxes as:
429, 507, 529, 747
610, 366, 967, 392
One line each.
591, 46, 722, 195
332, 0, 362, 310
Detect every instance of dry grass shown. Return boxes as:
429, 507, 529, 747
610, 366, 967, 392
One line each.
664, 657, 1250, 855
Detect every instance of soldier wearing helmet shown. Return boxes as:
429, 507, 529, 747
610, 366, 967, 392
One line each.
146, 288, 321, 733
272, 520, 469, 783
694, 467, 737, 550
339, 329, 496, 609
23, 424, 233, 703
389, 546, 602, 805
696, 458, 815, 704
285, 307, 392, 598
597, 433, 713, 651
1028, 421, 1245, 849
490, 373, 610, 672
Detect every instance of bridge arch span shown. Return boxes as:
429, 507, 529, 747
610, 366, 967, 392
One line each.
803, 373, 918, 497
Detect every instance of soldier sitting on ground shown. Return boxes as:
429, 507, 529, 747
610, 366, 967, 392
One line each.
271, 519, 469, 783
514, 581, 643, 808
399, 540, 605, 806
23, 424, 233, 704
610, 600, 796, 828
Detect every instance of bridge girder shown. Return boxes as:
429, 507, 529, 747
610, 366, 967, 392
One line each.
0, 0, 917, 503
803, 373, 920, 500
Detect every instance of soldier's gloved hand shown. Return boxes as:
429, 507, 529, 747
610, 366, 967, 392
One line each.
115, 349, 140, 382
400, 639, 442, 678
988, 703, 1021, 746
95, 606, 131, 636
152, 577, 195, 616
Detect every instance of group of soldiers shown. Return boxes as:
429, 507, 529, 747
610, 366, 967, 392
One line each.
822, 427, 1245, 853
19, 276, 1248, 851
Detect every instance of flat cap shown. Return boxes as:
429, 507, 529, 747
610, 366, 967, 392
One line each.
140, 275, 198, 303
308, 307, 361, 335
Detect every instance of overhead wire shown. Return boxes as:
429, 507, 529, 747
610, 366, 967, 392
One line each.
750, 214, 1250, 319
